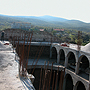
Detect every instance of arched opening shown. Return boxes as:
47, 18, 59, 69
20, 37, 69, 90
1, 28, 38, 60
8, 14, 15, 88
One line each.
67, 52, 76, 72
59, 49, 65, 66
79, 55, 89, 80
75, 81, 86, 90
64, 74, 73, 90
51, 47, 57, 63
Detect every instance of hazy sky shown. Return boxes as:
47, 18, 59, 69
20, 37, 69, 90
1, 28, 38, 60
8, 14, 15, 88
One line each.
0, 0, 90, 23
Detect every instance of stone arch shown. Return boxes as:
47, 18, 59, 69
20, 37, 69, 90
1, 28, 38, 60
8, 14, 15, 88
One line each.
78, 55, 89, 80
64, 74, 73, 90
59, 49, 65, 66
51, 47, 57, 63
74, 81, 86, 90
67, 51, 76, 71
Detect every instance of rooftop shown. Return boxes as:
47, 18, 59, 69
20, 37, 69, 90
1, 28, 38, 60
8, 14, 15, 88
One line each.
54, 29, 64, 31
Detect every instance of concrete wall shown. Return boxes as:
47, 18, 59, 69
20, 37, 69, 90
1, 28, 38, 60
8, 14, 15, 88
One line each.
15, 41, 89, 90
0, 29, 60, 42
52, 44, 90, 90
16, 42, 89, 90
5, 28, 89, 90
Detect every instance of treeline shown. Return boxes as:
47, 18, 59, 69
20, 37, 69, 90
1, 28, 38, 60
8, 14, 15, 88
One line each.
30, 25, 90, 46
1, 14, 90, 32
0, 14, 90, 45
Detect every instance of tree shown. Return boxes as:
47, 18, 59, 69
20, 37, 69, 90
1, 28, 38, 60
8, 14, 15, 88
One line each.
44, 28, 47, 31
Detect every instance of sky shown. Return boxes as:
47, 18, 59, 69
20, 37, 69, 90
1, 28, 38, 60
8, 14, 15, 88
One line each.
0, 0, 90, 23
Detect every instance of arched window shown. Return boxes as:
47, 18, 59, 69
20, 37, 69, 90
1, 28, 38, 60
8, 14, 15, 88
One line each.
65, 74, 73, 90
80, 56, 89, 71
59, 49, 65, 66
75, 81, 86, 90
67, 52, 76, 71
78, 55, 89, 80
51, 47, 57, 63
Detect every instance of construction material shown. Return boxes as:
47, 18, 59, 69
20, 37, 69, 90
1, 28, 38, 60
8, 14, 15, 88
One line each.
10, 30, 65, 90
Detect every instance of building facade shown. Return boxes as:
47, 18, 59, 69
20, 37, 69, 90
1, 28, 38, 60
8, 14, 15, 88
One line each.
11, 22, 31, 30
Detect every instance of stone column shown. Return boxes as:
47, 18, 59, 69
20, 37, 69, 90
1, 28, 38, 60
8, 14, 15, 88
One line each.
75, 51, 80, 74
57, 53, 60, 64
89, 62, 90, 82
65, 56, 68, 67
73, 85, 76, 90
75, 62, 80, 74
50, 44, 52, 59
63, 76, 66, 90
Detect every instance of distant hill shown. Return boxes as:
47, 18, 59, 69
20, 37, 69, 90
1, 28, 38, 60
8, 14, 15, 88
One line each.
33, 15, 67, 22
11, 15, 68, 22
0, 15, 22, 30
0, 14, 90, 32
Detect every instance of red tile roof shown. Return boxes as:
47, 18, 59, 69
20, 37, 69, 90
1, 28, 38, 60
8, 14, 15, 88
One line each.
54, 29, 64, 31
40, 29, 44, 31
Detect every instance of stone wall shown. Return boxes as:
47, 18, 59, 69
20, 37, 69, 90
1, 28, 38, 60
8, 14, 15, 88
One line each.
0, 29, 60, 42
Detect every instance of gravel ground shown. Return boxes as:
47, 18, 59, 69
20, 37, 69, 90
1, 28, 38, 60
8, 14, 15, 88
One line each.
0, 41, 35, 90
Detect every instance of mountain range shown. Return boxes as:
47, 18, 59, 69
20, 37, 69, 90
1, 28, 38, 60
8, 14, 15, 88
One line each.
0, 14, 90, 32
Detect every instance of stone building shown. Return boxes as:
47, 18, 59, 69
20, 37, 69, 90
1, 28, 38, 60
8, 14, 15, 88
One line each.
11, 22, 31, 30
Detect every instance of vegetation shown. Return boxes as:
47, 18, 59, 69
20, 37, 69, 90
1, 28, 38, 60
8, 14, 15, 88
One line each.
0, 15, 22, 30
0, 14, 90, 32
30, 25, 90, 45
0, 14, 90, 45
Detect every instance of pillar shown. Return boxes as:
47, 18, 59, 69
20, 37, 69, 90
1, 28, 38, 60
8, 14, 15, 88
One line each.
57, 53, 60, 64
89, 61, 90, 82
75, 51, 80, 74
65, 56, 68, 67
73, 85, 76, 90
50, 44, 52, 58
75, 62, 80, 74
63, 75, 66, 90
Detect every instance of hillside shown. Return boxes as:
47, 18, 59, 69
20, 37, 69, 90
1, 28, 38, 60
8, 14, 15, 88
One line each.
0, 14, 90, 32
0, 15, 22, 30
